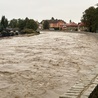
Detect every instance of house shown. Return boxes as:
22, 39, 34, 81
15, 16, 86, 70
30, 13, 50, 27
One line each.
78, 22, 87, 31
41, 18, 66, 30
49, 19, 66, 30
66, 22, 78, 31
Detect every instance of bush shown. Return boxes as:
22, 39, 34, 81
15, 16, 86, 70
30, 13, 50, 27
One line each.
20, 29, 36, 34
10, 32, 15, 36
1, 31, 10, 37
36, 30, 40, 34
14, 31, 19, 35
54, 27, 59, 30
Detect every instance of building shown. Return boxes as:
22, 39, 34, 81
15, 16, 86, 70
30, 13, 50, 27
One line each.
66, 22, 78, 31
41, 18, 66, 30
78, 22, 87, 31
49, 19, 66, 30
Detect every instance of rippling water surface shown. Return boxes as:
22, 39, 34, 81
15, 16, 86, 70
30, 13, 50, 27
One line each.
0, 31, 98, 98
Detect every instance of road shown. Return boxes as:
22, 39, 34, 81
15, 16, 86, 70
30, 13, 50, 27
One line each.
0, 31, 98, 98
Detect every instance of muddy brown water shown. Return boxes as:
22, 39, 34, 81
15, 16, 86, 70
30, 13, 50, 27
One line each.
0, 31, 98, 98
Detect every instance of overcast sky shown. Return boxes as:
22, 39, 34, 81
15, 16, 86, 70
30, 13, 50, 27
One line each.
0, 0, 97, 23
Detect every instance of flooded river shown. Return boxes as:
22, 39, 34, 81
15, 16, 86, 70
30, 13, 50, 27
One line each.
0, 31, 98, 98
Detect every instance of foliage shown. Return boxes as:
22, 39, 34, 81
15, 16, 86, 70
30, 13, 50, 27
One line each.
0, 16, 39, 37
17, 19, 25, 30
0, 16, 8, 30
9, 18, 38, 31
1, 31, 10, 37
0, 23, 4, 32
25, 19, 38, 30
43, 20, 49, 29
20, 29, 36, 34
9, 19, 18, 28
81, 6, 98, 32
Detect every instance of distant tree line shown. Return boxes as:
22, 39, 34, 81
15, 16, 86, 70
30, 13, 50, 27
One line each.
0, 16, 39, 37
81, 6, 98, 32
9, 17, 38, 31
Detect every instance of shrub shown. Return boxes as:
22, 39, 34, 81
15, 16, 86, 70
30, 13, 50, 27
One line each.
1, 31, 10, 37
20, 29, 36, 34
54, 27, 59, 30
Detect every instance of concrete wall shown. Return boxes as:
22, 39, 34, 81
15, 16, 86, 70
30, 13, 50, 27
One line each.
89, 85, 98, 98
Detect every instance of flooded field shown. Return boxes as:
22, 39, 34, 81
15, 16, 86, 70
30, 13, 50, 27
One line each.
0, 31, 98, 98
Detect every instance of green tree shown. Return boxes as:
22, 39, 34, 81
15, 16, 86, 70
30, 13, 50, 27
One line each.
24, 17, 29, 28
81, 6, 97, 32
0, 23, 3, 32
17, 19, 25, 30
17, 18, 38, 30
25, 19, 38, 30
4, 18, 8, 28
9, 19, 18, 28
93, 7, 98, 32
1, 16, 8, 29
1, 16, 5, 29
43, 20, 49, 29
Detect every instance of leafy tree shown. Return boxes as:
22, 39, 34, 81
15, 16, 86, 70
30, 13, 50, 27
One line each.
4, 18, 8, 28
0, 23, 3, 32
24, 17, 29, 28
17, 19, 25, 30
43, 20, 49, 29
25, 19, 38, 30
0, 16, 8, 29
0, 16, 38, 32
9, 19, 18, 28
93, 7, 98, 32
81, 6, 98, 32
1, 16, 5, 28
17, 18, 38, 30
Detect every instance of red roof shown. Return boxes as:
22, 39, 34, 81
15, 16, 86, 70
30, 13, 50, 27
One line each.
78, 22, 85, 27
66, 22, 78, 27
